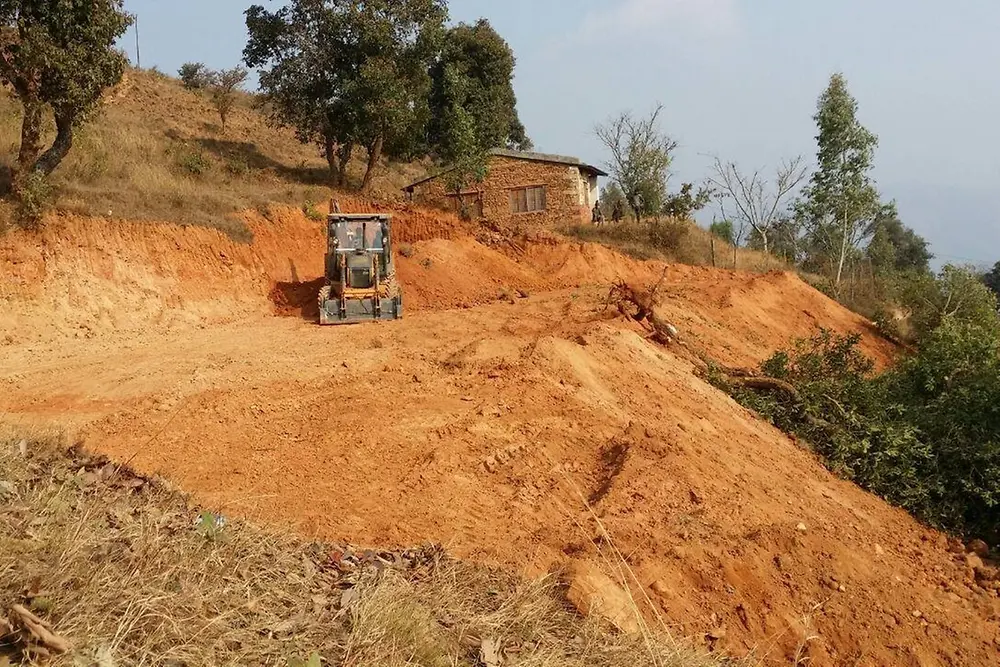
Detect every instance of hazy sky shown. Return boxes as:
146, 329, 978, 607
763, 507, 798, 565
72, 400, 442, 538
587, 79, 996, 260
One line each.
121, 0, 1000, 267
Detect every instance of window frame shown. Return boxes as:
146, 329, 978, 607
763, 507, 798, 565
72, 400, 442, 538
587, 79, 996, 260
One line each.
508, 185, 547, 214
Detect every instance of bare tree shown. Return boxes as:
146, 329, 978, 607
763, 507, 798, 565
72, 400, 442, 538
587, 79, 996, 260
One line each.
595, 104, 677, 222
211, 67, 249, 133
709, 157, 808, 256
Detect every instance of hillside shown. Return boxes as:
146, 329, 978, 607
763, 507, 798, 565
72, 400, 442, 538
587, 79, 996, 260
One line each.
0, 68, 426, 238
4, 200, 1000, 665
2, 72, 999, 666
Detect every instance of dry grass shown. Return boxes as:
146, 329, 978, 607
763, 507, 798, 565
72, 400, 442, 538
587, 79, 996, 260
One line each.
561, 220, 785, 274
0, 432, 734, 667
0, 69, 427, 239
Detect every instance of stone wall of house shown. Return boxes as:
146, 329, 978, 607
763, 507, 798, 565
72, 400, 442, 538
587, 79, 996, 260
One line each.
409, 156, 592, 226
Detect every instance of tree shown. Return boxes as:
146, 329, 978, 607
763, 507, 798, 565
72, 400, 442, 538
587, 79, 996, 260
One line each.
710, 157, 807, 255
245, 0, 447, 191
178, 62, 215, 90
899, 264, 999, 338
428, 19, 530, 161
210, 67, 248, 133
599, 181, 627, 220
798, 73, 881, 291
595, 105, 677, 222
662, 182, 712, 219
709, 218, 734, 244
0, 0, 133, 194
984, 261, 1000, 302
865, 202, 932, 275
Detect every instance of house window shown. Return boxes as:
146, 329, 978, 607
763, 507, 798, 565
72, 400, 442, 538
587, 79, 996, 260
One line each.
509, 185, 547, 214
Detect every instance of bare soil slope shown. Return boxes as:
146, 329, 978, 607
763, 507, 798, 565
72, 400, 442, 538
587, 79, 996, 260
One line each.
2, 210, 996, 666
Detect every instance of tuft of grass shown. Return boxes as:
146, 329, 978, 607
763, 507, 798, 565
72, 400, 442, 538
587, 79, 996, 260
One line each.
0, 433, 736, 667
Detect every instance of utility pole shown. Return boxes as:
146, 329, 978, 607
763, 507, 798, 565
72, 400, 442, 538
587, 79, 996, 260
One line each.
134, 17, 141, 68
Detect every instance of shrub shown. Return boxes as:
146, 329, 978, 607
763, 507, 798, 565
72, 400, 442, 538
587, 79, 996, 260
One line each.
398, 242, 415, 258
175, 149, 210, 177
15, 171, 54, 228
302, 200, 324, 221
178, 62, 215, 90
718, 326, 1000, 542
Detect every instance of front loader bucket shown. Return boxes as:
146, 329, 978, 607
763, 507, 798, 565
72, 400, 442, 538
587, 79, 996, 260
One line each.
319, 293, 403, 325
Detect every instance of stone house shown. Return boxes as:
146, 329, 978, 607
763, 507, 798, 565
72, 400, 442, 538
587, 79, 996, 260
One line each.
403, 149, 607, 226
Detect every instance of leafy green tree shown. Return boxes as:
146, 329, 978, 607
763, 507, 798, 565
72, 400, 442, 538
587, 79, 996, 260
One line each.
210, 67, 248, 133
798, 73, 881, 291
0, 0, 133, 196
429, 19, 530, 161
178, 62, 215, 90
981, 261, 1000, 302
898, 264, 999, 339
595, 105, 676, 221
709, 218, 734, 244
599, 181, 627, 220
661, 182, 712, 219
244, 0, 447, 191
866, 202, 932, 275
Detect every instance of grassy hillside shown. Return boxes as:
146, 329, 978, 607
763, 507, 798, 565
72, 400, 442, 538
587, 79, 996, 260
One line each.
0, 68, 427, 239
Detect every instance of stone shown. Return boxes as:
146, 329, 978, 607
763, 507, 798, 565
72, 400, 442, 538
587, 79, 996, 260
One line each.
796, 523, 808, 533
968, 539, 991, 559
564, 561, 642, 634
966, 553, 985, 571
875, 544, 886, 557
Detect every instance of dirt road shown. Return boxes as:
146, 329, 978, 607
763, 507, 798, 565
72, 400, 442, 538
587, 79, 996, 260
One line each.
2, 211, 997, 665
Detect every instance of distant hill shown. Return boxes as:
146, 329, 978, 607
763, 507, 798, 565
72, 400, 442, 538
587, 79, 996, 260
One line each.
0, 68, 428, 239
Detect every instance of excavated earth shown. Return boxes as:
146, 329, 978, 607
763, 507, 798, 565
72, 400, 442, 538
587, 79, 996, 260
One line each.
2, 204, 998, 666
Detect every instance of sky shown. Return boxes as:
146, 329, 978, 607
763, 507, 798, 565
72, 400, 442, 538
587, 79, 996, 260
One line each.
120, 0, 1000, 268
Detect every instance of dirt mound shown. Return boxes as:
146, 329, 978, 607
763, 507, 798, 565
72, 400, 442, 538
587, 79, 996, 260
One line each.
7, 204, 979, 665
3, 294, 996, 665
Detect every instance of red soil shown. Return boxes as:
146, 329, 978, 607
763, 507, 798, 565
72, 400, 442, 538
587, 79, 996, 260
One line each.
1, 207, 996, 666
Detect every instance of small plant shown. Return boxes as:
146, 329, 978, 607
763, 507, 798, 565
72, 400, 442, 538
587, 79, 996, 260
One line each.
302, 200, 324, 221
398, 243, 415, 258
195, 510, 226, 541
225, 153, 252, 178
287, 652, 322, 667
420, 257, 433, 269
15, 171, 53, 228
176, 148, 210, 176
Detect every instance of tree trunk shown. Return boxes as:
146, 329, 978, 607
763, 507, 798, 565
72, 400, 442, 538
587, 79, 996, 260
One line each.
360, 134, 383, 193
336, 142, 352, 187
323, 136, 339, 186
34, 108, 75, 176
835, 211, 849, 292
14, 98, 44, 187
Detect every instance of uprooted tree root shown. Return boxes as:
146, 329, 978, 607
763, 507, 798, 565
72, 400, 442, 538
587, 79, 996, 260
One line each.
604, 277, 836, 434
606, 271, 679, 345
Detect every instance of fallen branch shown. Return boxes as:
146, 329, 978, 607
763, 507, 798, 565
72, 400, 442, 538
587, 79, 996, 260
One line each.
9, 604, 71, 655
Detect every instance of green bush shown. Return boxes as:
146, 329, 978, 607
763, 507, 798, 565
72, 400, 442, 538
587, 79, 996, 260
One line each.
15, 171, 53, 228
719, 325, 1000, 542
302, 200, 324, 222
176, 149, 210, 177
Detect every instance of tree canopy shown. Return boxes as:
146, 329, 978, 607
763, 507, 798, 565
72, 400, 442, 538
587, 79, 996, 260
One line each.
798, 73, 881, 290
595, 105, 677, 221
244, 0, 448, 191
0, 0, 132, 197
429, 19, 530, 162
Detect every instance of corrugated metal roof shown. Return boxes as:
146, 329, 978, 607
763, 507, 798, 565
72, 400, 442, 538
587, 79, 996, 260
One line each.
403, 149, 608, 191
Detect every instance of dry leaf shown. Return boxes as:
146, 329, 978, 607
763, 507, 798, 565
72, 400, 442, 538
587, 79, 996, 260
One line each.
480, 637, 502, 667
